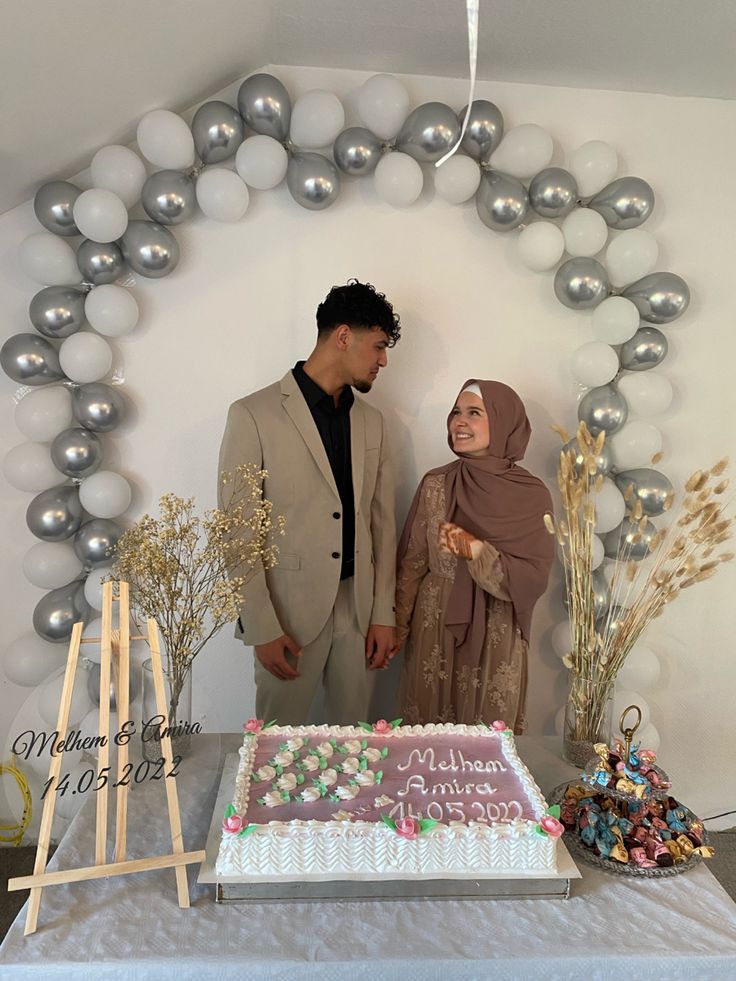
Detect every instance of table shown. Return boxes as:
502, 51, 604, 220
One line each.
2, 734, 736, 980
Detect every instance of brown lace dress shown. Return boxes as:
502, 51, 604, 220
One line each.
396, 473, 528, 734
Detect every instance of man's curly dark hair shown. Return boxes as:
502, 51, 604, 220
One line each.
316, 280, 401, 347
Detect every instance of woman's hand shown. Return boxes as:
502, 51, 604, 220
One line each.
439, 522, 482, 560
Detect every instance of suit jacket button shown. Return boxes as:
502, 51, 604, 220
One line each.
331, 551, 340, 559
333, 512, 340, 519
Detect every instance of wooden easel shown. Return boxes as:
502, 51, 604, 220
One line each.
8, 580, 205, 935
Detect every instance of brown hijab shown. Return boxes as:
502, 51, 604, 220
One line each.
398, 379, 554, 653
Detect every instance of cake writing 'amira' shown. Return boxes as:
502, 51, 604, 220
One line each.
215, 719, 564, 879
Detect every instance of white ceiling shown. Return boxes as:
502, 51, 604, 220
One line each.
2, 0, 734, 216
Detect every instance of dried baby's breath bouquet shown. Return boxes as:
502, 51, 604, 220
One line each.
113, 464, 285, 725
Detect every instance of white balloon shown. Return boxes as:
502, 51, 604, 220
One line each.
591, 534, 605, 571
490, 124, 553, 179
72, 188, 128, 244
24, 731, 85, 778
14, 386, 73, 442
357, 74, 410, 141
38, 670, 93, 727
85, 284, 139, 338
82, 618, 104, 663
2, 633, 66, 687
136, 109, 195, 169
23, 542, 83, 589
90, 145, 147, 209
433, 155, 481, 204
84, 565, 115, 611
18, 233, 80, 286
570, 342, 619, 387
594, 478, 626, 534
569, 141, 618, 198
561, 208, 609, 257
551, 620, 572, 658
613, 688, 650, 730
77, 708, 120, 761
79, 470, 132, 518
235, 135, 288, 189
591, 296, 640, 344
517, 222, 565, 272
290, 90, 345, 149
617, 372, 673, 416
605, 229, 659, 288
59, 332, 113, 384
3, 442, 61, 492
195, 169, 249, 222
374, 152, 423, 206
609, 421, 663, 470
635, 721, 660, 753
617, 643, 660, 691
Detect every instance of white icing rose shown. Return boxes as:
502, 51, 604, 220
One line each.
300, 787, 321, 803
321, 768, 338, 787
342, 739, 362, 754
354, 770, 376, 787
273, 750, 294, 767
276, 773, 297, 792
316, 742, 334, 758
341, 757, 360, 774
335, 784, 360, 800
262, 791, 285, 808
286, 736, 304, 751
331, 809, 353, 822
373, 795, 394, 808
254, 765, 276, 782
362, 747, 382, 764
301, 755, 320, 772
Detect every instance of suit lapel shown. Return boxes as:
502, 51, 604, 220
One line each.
351, 398, 365, 508
280, 371, 339, 498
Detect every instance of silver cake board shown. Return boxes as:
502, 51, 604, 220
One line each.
198, 753, 581, 903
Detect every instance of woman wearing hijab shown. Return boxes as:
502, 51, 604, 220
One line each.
395, 379, 554, 733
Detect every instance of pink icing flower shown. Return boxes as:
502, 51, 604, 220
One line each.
539, 816, 564, 838
373, 719, 391, 733
243, 718, 264, 733
395, 817, 419, 840
491, 720, 507, 731
222, 814, 243, 834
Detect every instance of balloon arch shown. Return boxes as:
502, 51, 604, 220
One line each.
2, 70, 690, 770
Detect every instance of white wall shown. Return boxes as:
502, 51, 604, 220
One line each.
1, 64, 735, 836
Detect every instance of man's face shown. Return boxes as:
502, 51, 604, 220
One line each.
344, 326, 390, 393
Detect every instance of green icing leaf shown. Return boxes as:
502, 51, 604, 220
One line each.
535, 825, 548, 837
329, 793, 340, 802
296, 773, 305, 785
418, 818, 438, 833
256, 797, 265, 805
224, 803, 236, 819
361, 739, 368, 750
357, 722, 373, 732
238, 824, 260, 838
390, 718, 403, 729
264, 720, 277, 729
380, 812, 397, 831
280, 791, 290, 802
359, 758, 368, 771
375, 770, 383, 784
279, 742, 288, 751
330, 738, 338, 748
275, 765, 284, 776
319, 758, 328, 770
381, 747, 389, 759
548, 804, 561, 819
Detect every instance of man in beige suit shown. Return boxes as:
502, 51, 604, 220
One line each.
218, 281, 400, 725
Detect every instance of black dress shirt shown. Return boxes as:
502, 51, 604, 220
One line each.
292, 361, 355, 579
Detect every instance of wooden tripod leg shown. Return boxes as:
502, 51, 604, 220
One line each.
146, 619, 190, 908
95, 581, 113, 867
24, 621, 84, 936
114, 582, 130, 863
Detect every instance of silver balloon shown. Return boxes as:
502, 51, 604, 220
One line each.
141, 170, 196, 225
623, 272, 690, 324
476, 170, 529, 232
578, 384, 628, 436
87, 660, 140, 709
33, 180, 81, 236
33, 579, 90, 643
592, 569, 610, 619
333, 127, 382, 176
286, 152, 340, 210
74, 519, 122, 568
29, 286, 86, 339
396, 102, 460, 163
596, 604, 628, 640
554, 258, 610, 309
0, 333, 64, 386
615, 468, 673, 516
529, 168, 578, 218
191, 100, 244, 165
561, 438, 613, 477
50, 428, 103, 479
588, 177, 655, 229
72, 383, 126, 432
459, 100, 504, 162
237, 73, 291, 141
27, 484, 83, 541
604, 517, 658, 560
119, 220, 179, 279
619, 326, 668, 372
77, 239, 125, 285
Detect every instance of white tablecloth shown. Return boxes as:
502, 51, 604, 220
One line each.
2, 734, 736, 981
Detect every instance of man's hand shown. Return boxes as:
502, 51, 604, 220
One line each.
438, 521, 481, 560
365, 624, 396, 671
254, 634, 302, 680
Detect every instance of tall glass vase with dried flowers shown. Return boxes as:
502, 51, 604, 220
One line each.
113, 464, 284, 759
546, 423, 733, 767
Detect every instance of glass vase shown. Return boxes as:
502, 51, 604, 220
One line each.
141, 658, 193, 763
562, 672, 614, 768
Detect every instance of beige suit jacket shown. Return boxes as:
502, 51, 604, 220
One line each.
217, 370, 396, 648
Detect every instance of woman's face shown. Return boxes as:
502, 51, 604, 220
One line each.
449, 391, 490, 457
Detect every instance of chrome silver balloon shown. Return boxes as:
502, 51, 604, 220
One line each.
26, 484, 83, 541
596, 604, 628, 640
604, 517, 658, 560
396, 102, 460, 163
0, 333, 64, 386
77, 239, 126, 285
286, 152, 340, 210
588, 177, 655, 229
623, 272, 690, 324
33, 180, 81, 236
529, 168, 578, 218
561, 437, 613, 477
50, 427, 103, 479
71, 383, 126, 432
578, 384, 628, 436
191, 100, 244, 165
29, 287, 86, 339
619, 326, 668, 372
459, 100, 504, 161
237, 73, 291, 141
74, 519, 122, 568
33, 579, 90, 643
119, 220, 180, 278
333, 127, 382, 176
87, 659, 140, 709
141, 170, 197, 225
615, 468, 673, 516
554, 258, 610, 309
592, 569, 611, 619
476, 170, 529, 232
